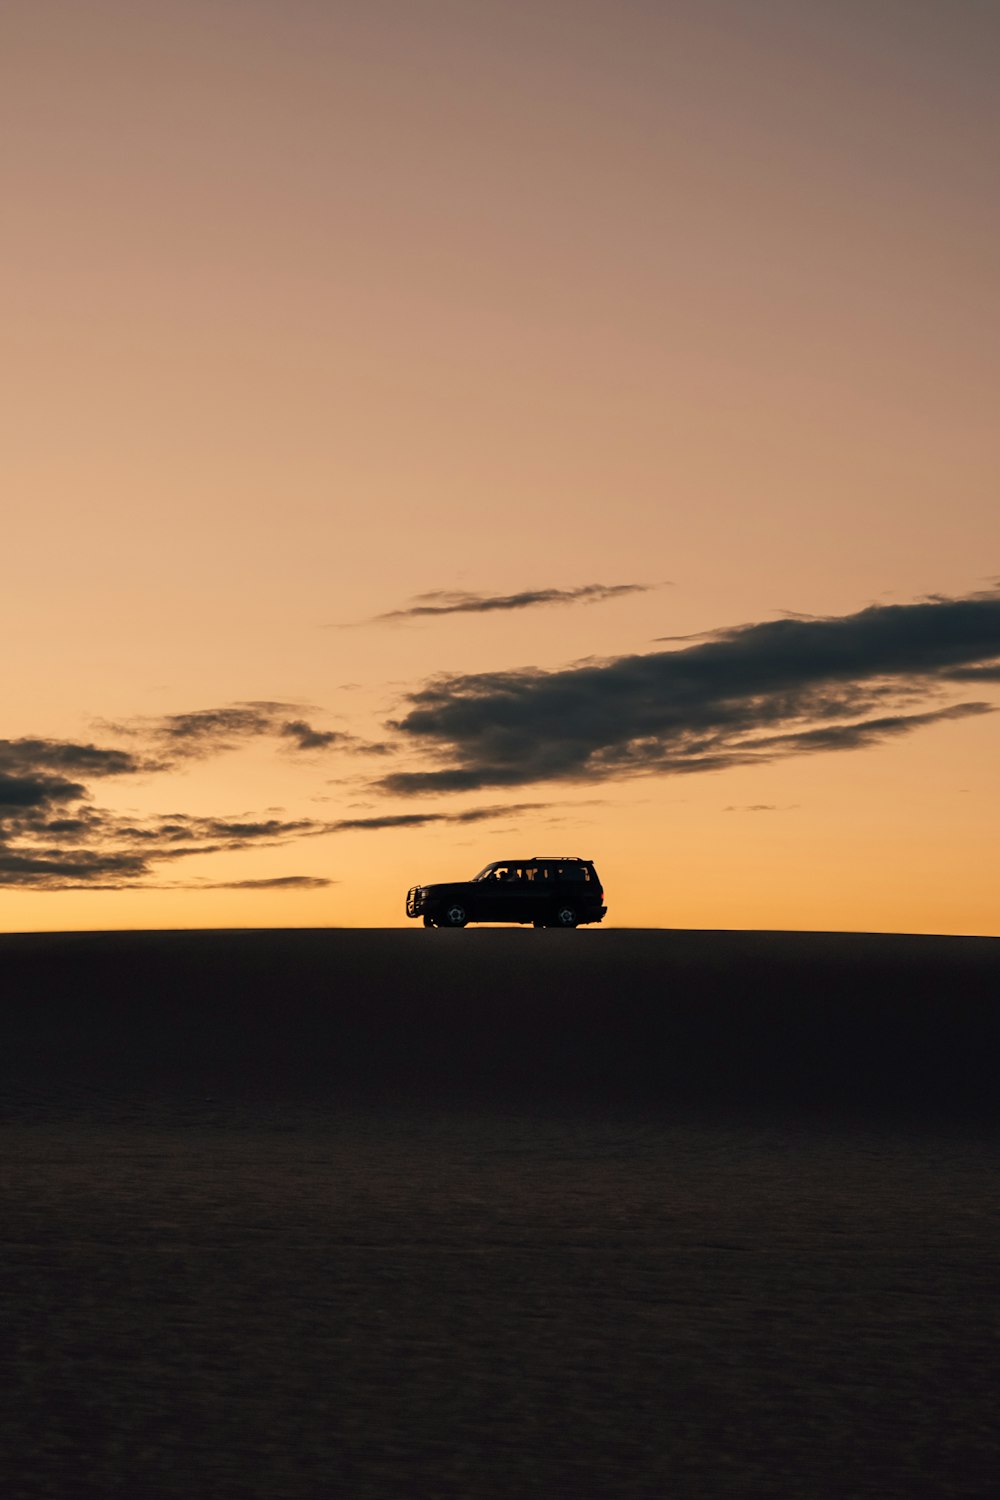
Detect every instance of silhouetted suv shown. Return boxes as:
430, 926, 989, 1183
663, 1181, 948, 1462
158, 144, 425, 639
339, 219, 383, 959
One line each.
406, 857, 606, 928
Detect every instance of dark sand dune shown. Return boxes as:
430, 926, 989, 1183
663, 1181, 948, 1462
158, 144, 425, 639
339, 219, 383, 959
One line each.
3, 930, 999, 1497
3, 927, 998, 1117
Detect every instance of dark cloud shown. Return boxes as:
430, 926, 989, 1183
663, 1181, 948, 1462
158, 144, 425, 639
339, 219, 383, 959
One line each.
279, 719, 389, 756
945, 665, 1000, 682
380, 592, 1000, 795
280, 719, 351, 751
350, 582, 656, 625
0, 738, 143, 778
744, 704, 989, 757
0, 773, 85, 813
0, 847, 151, 886
149, 703, 293, 756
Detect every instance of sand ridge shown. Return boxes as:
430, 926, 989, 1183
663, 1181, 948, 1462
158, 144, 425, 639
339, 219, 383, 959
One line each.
2, 927, 998, 1118
3, 930, 999, 1496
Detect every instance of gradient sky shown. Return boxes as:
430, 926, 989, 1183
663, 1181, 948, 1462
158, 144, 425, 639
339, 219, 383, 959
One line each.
4, 0, 999, 933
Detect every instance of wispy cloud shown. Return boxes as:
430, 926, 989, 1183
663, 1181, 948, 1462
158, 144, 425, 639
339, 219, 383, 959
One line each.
379, 590, 1000, 795
103, 703, 381, 762
10, 588, 998, 889
182, 875, 334, 891
0, 846, 152, 890
341, 581, 658, 626
0, 761, 335, 888
0, 711, 351, 889
151, 703, 285, 753
280, 719, 353, 751
0, 716, 566, 887
724, 804, 799, 813
329, 802, 549, 833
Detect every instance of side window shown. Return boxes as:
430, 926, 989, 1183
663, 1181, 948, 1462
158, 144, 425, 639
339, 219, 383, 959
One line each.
559, 865, 585, 882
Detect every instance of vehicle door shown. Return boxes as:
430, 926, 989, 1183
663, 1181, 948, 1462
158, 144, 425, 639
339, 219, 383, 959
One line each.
519, 863, 555, 922
554, 862, 590, 917
484, 864, 529, 922
474, 864, 512, 922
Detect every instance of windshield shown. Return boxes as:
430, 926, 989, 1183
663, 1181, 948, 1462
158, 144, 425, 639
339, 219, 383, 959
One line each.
471, 863, 500, 882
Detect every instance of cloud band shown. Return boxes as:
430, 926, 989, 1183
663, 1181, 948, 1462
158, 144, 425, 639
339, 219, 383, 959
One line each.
380, 591, 1000, 794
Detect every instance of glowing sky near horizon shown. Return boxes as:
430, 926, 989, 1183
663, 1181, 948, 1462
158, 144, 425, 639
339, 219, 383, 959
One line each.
3, 0, 999, 933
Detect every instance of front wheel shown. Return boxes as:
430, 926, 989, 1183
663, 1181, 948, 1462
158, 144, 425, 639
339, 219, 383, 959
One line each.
422, 915, 437, 927
440, 904, 468, 928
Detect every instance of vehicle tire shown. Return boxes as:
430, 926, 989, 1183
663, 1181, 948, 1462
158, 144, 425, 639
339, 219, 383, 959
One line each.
553, 905, 578, 928
422, 915, 436, 927
440, 904, 468, 928
532, 920, 546, 929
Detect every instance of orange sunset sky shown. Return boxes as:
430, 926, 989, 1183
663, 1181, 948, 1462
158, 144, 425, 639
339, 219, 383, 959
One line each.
4, 0, 999, 934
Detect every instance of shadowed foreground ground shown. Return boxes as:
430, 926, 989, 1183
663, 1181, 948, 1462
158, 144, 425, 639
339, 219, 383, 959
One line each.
2, 929, 999, 1496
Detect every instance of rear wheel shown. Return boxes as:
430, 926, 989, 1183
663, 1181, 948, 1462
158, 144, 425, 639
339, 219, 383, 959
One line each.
440, 904, 468, 928
553, 905, 578, 928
